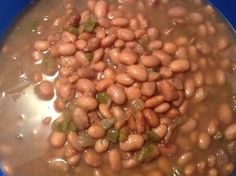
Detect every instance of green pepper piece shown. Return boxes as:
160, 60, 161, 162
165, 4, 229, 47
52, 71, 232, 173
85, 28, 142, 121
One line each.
170, 166, 183, 176
96, 92, 109, 104
214, 131, 224, 141
85, 52, 94, 62
136, 144, 155, 162
40, 54, 58, 76
31, 18, 38, 32
107, 128, 119, 143
81, 18, 97, 33
147, 130, 161, 143
101, 119, 114, 130
78, 131, 96, 147
132, 99, 145, 113
55, 119, 76, 133
67, 26, 80, 36
119, 130, 129, 142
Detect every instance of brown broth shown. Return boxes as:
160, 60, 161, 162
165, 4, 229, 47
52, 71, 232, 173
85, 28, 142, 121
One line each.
0, 0, 236, 176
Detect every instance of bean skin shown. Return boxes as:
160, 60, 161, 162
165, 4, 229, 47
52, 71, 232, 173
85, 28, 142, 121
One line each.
141, 82, 156, 97
143, 108, 159, 127
218, 102, 233, 125
117, 28, 135, 41
119, 134, 144, 152
140, 55, 160, 67
119, 49, 138, 65
50, 132, 66, 148
198, 132, 211, 150
88, 125, 106, 138
224, 123, 236, 140
170, 59, 190, 73
77, 96, 98, 110
76, 79, 96, 94
73, 107, 89, 130
127, 65, 147, 82
108, 149, 122, 172
36, 81, 54, 100
83, 149, 102, 167
94, 0, 108, 18
107, 85, 126, 105
116, 73, 134, 86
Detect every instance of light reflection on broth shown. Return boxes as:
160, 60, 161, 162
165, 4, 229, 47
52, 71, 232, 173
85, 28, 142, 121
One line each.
0, 0, 236, 176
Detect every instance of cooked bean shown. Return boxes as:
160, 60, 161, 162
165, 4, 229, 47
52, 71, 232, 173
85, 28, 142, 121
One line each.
95, 139, 109, 153
101, 34, 117, 47
177, 152, 193, 166
137, 13, 148, 29
143, 108, 159, 127
218, 102, 232, 125
129, 18, 139, 31
104, 68, 116, 80
108, 149, 122, 172
141, 82, 156, 97
119, 49, 138, 65
125, 86, 142, 100
94, 0, 108, 18
215, 69, 226, 86
208, 154, 216, 167
207, 119, 219, 136
83, 149, 102, 167
140, 55, 160, 67
108, 10, 123, 20
92, 62, 106, 71
196, 41, 212, 55
148, 40, 163, 50
170, 59, 190, 73
92, 48, 104, 63
145, 95, 165, 108
77, 68, 97, 79
159, 67, 173, 78
163, 42, 177, 54
184, 164, 196, 176
224, 123, 236, 140
122, 159, 138, 169
50, 132, 66, 148
34, 40, 50, 51
179, 118, 197, 133
153, 123, 168, 138
111, 17, 129, 26
159, 80, 178, 101
147, 27, 159, 40
117, 28, 135, 41
57, 83, 74, 100
119, 134, 144, 151
116, 73, 134, 86
99, 104, 112, 118
154, 102, 170, 113
208, 168, 218, 176
73, 107, 89, 130
62, 31, 77, 43
184, 78, 196, 98
77, 96, 98, 110
193, 87, 208, 102
197, 160, 207, 174
135, 112, 145, 133
98, 18, 111, 28
198, 132, 211, 150
217, 37, 230, 50
36, 80, 54, 100
96, 78, 114, 92
126, 65, 147, 82
114, 39, 125, 48
153, 50, 172, 66
168, 6, 187, 18
88, 125, 106, 138
109, 48, 120, 65
67, 154, 81, 166
58, 43, 76, 55
107, 84, 126, 105
76, 79, 96, 94
188, 12, 204, 24
194, 71, 204, 87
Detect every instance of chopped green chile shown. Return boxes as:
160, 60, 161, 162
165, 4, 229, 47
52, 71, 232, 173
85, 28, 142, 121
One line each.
55, 119, 76, 133
119, 130, 129, 142
107, 128, 119, 143
80, 18, 97, 33
147, 68, 156, 73
170, 166, 183, 176
30, 18, 38, 32
138, 36, 150, 54
101, 119, 114, 130
136, 144, 155, 162
96, 92, 109, 104
85, 52, 94, 62
67, 26, 80, 36
214, 131, 224, 141
63, 102, 77, 118
147, 130, 161, 143
231, 94, 236, 112
78, 131, 96, 147
132, 99, 145, 113
40, 54, 58, 76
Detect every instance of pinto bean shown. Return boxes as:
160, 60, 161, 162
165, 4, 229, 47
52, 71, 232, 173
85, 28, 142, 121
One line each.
116, 73, 134, 86
153, 50, 172, 66
119, 134, 144, 152
135, 112, 145, 133
107, 85, 126, 105
170, 59, 190, 73
58, 43, 76, 56
77, 96, 98, 110
88, 125, 106, 138
168, 6, 187, 18
94, 0, 108, 18
140, 55, 160, 67
125, 86, 142, 100
129, 18, 139, 31
215, 69, 226, 86
154, 102, 171, 113
218, 102, 232, 125
109, 48, 120, 65
96, 78, 114, 91
95, 139, 109, 153
108, 149, 122, 172
137, 13, 148, 29
194, 71, 204, 87
36, 80, 54, 100
67, 154, 81, 166
77, 68, 97, 79
117, 28, 135, 41
73, 107, 89, 130
98, 18, 111, 28
148, 40, 163, 51
111, 17, 129, 26
163, 42, 177, 54
50, 132, 66, 148
122, 159, 138, 169
198, 132, 211, 150
99, 104, 112, 118
104, 68, 116, 80
153, 124, 168, 138
207, 119, 219, 136
189, 12, 204, 24
34, 40, 50, 51
83, 149, 102, 167
224, 123, 236, 140
145, 95, 165, 108
92, 48, 104, 63
177, 152, 193, 166
76, 79, 96, 94
126, 65, 147, 82
119, 49, 138, 65
101, 34, 117, 47
179, 118, 197, 133
141, 82, 156, 97
184, 78, 196, 98
184, 164, 196, 176
159, 80, 178, 101
147, 27, 159, 40
143, 108, 159, 127
75, 51, 89, 66
193, 87, 208, 102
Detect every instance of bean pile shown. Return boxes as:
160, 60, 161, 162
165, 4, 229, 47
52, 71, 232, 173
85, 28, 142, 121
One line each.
31, 0, 236, 175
